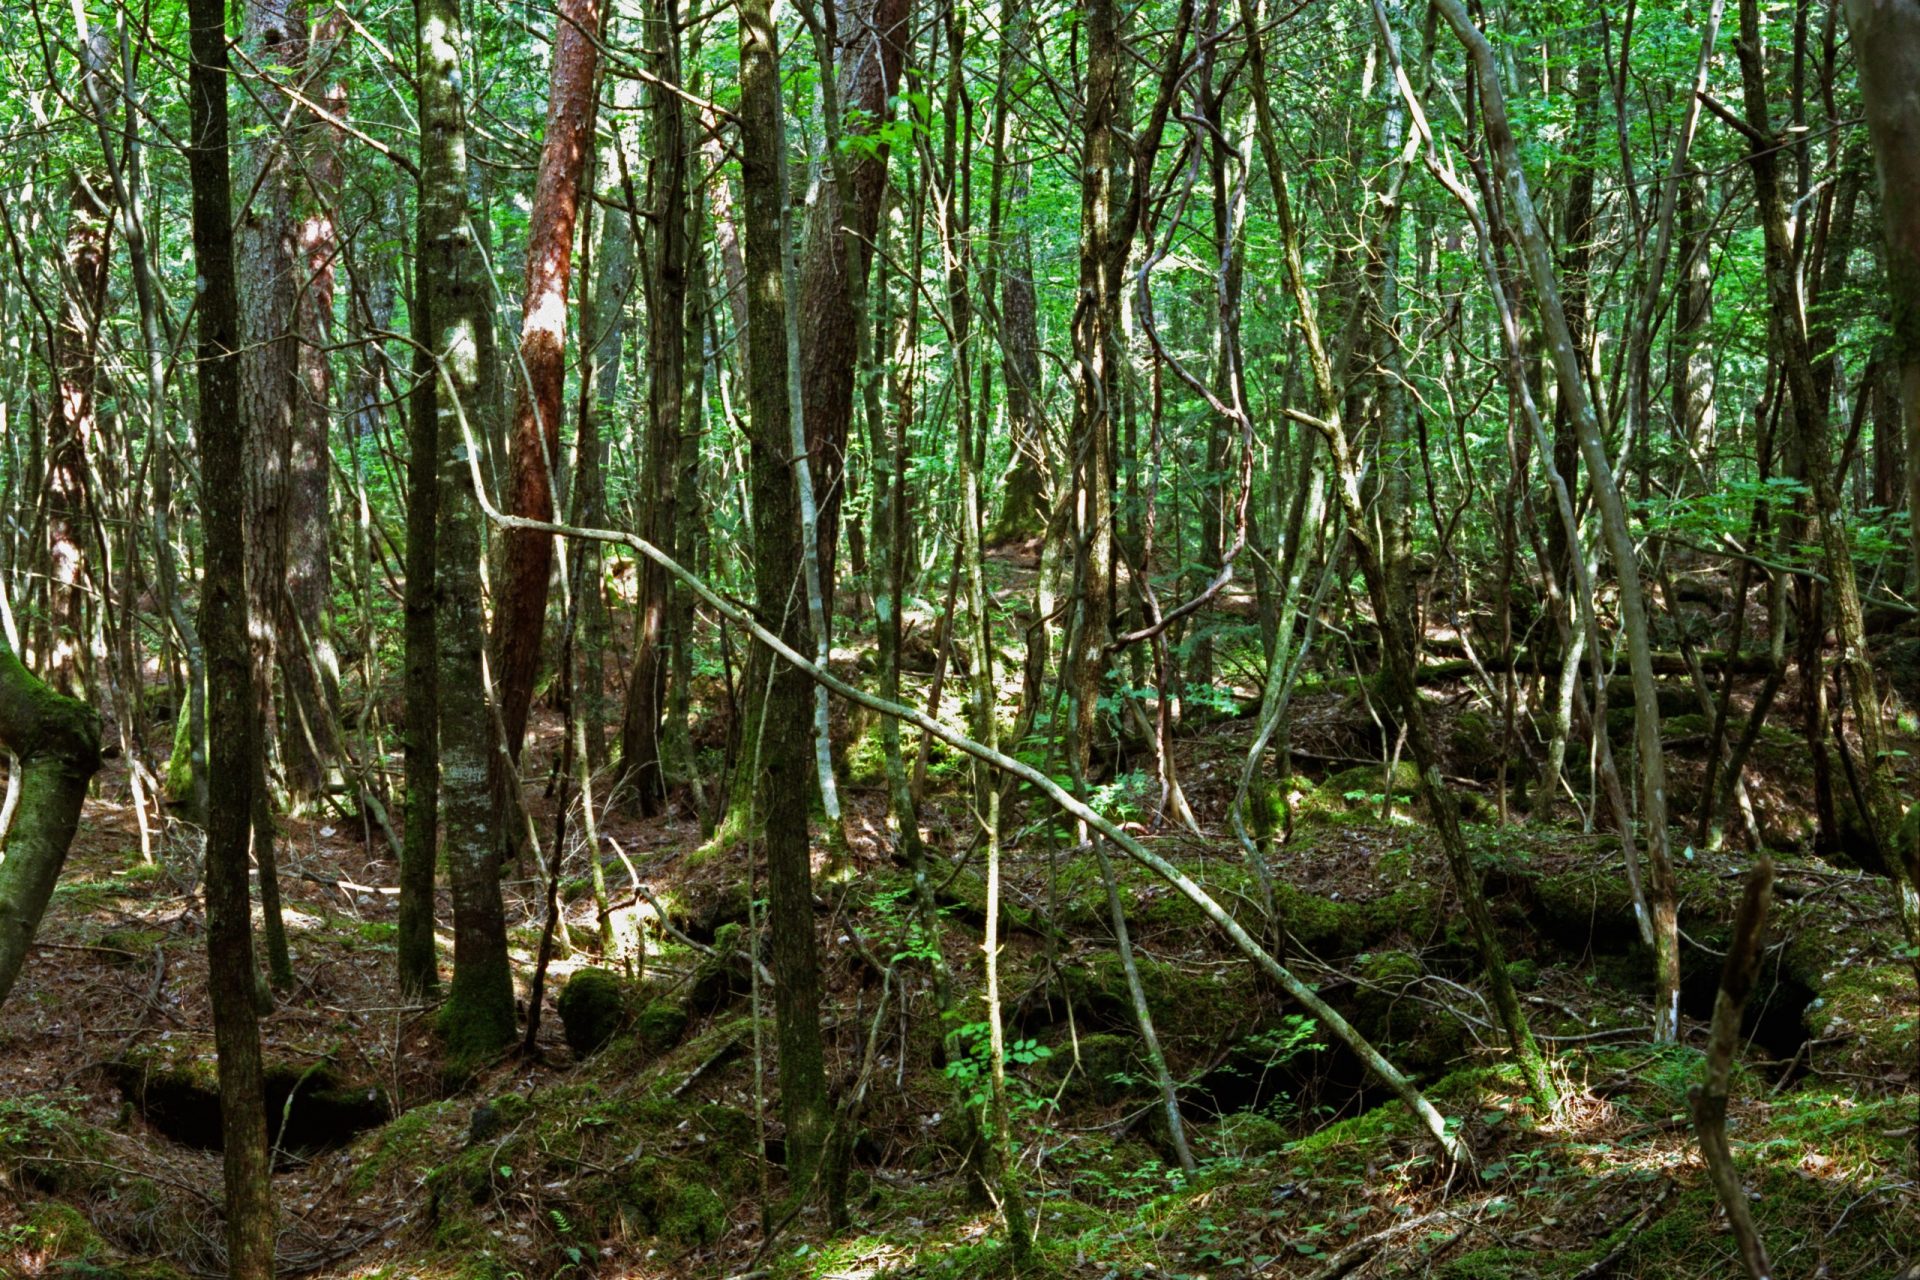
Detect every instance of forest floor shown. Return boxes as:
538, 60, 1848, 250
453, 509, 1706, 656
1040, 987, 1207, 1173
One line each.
3, 597, 1919, 1278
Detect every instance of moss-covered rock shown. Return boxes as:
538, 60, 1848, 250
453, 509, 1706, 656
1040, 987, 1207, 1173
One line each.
557, 968, 630, 1058
1270, 881, 1442, 958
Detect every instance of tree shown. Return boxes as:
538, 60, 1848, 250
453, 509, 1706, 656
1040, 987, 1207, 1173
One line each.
1843, 0, 1920, 594
738, 0, 833, 1208
422, 0, 517, 1073
490, 0, 605, 773
186, 0, 278, 1266
617, 0, 689, 815
42, 172, 111, 701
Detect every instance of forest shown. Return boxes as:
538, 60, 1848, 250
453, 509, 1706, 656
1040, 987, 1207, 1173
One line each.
0, 0, 1916, 1276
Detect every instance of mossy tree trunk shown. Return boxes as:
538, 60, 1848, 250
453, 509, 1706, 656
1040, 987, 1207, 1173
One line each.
0, 641, 102, 1011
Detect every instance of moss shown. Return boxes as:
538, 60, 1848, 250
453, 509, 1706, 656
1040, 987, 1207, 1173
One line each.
437, 968, 519, 1082
1039, 1031, 1142, 1105
95, 928, 165, 967
348, 1099, 465, 1193
1209, 1110, 1291, 1158
623, 1157, 729, 1245
1505, 957, 1539, 991
1248, 774, 1286, 841
1323, 761, 1421, 806
633, 999, 689, 1054
163, 708, 195, 807
557, 968, 630, 1058
1447, 711, 1511, 780
0, 1094, 112, 1194
26, 1201, 103, 1260
1437, 1248, 1537, 1279
48, 1266, 191, 1280
688, 923, 751, 1013
1284, 1101, 1406, 1165
1345, 949, 1462, 1073
1270, 881, 1441, 957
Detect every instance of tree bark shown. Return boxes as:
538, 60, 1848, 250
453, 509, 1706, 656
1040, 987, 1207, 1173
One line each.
422, 0, 517, 1074
44, 174, 112, 701
739, 0, 833, 1206
490, 0, 605, 768
617, 0, 688, 815
236, 0, 308, 993
0, 639, 102, 1010
399, 210, 441, 999
795, 0, 912, 616
281, 11, 347, 808
1842, 0, 1920, 593
186, 0, 279, 1264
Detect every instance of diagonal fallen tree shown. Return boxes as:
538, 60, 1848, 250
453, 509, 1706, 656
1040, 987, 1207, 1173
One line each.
443, 397, 1472, 1166
0, 635, 105, 1010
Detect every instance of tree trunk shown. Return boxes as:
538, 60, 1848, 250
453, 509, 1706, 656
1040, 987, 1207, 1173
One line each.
1842, 0, 1920, 593
617, 0, 688, 815
0, 639, 102, 1010
236, 0, 308, 993
185, 0, 278, 1264
44, 174, 112, 701
795, 0, 912, 618
490, 0, 604, 768
739, 0, 832, 1205
988, 0, 1046, 547
281, 11, 347, 809
422, 0, 517, 1074
399, 209, 441, 999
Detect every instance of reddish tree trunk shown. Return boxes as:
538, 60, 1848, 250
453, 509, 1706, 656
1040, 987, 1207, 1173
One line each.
490, 0, 605, 764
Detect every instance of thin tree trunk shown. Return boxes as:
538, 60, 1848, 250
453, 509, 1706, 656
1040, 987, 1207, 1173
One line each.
1432, 0, 1683, 1043
398, 207, 441, 999
185, 0, 278, 1263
